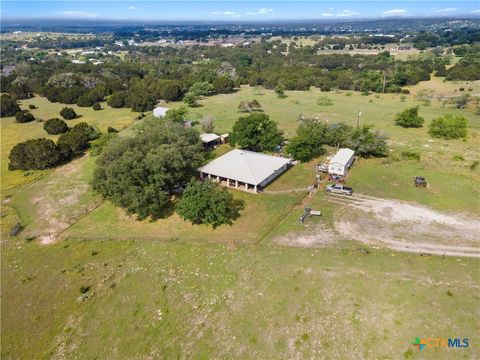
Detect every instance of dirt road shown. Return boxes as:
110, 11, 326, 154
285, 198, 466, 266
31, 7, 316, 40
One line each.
278, 193, 480, 258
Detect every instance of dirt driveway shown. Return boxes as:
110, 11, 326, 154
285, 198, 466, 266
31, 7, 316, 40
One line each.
278, 193, 480, 258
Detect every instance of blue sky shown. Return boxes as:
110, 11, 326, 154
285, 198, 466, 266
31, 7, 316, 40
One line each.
2, 1, 479, 21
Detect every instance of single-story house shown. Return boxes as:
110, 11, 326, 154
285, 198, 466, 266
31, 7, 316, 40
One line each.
198, 149, 292, 193
200, 133, 221, 149
153, 106, 170, 118
328, 148, 355, 176
220, 134, 229, 144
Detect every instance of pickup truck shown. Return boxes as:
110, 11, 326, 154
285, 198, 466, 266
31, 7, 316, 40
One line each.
326, 184, 353, 196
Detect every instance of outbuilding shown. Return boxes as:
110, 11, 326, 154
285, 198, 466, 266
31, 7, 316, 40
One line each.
328, 148, 355, 176
153, 106, 170, 118
198, 149, 292, 193
200, 133, 221, 150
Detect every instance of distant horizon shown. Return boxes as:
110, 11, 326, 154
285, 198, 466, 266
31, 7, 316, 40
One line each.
1, 1, 479, 23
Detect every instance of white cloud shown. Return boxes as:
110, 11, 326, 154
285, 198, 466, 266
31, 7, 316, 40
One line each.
471, 9, 480, 14
61, 10, 98, 18
434, 8, 457, 13
211, 11, 239, 17
320, 10, 358, 18
337, 10, 358, 17
382, 9, 407, 16
128, 6, 137, 11
248, 8, 274, 15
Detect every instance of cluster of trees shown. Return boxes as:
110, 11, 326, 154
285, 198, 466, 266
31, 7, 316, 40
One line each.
92, 118, 243, 226
286, 119, 388, 162
9, 122, 99, 170
3, 39, 478, 118
92, 119, 203, 219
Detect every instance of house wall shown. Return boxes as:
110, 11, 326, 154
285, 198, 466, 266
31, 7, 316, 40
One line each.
259, 163, 290, 188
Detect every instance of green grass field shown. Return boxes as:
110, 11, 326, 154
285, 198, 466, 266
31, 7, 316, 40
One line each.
2, 237, 478, 359
1, 96, 136, 193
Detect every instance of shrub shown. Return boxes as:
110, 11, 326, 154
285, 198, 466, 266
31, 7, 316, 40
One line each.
15, 110, 35, 123
8, 138, 65, 170
57, 122, 100, 153
401, 150, 421, 161
428, 114, 468, 139
107, 126, 119, 133
470, 160, 479, 171
76, 95, 94, 107
1, 94, 21, 117
107, 92, 126, 108
28, 104, 37, 109
79, 285, 91, 294
60, 107, 77, 120
90, 133, 118, 156
394, 106, 424, 128
43, 118, 69, 135
317, 96, 333, 106
452, 154, 465, 161
92, 103, 101, 111
176, 180, 243, 228
213, 75, 235, 94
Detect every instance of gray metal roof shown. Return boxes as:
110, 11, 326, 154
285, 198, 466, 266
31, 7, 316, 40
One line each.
329, 148, 355, 167
198, 149, 291, 186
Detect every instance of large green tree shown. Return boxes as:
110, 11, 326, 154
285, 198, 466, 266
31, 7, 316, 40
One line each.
176, 180, 243, 228
348, 125, 388, 157
92, 119, 202, 219
285, 119, 327, 162
230, 113, 283, 152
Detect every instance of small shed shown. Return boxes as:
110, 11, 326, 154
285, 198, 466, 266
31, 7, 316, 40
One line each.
153, 106, 170, 118
200, 133, 221, 150
328, 148, 355, 176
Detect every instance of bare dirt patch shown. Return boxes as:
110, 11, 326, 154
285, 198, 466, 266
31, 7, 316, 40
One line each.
276, 193, 480, 257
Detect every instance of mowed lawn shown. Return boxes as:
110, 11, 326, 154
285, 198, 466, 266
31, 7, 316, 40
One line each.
1, 96, 136, 193
2, 238, 478, 359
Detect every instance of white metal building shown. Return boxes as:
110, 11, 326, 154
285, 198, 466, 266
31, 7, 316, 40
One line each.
198, 149, 292, 193
153, 106, 170, 118
328, 148, 355, 176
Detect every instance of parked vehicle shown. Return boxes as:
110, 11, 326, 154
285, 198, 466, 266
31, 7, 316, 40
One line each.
326, 184, 353, 196
414, 176, 427, 187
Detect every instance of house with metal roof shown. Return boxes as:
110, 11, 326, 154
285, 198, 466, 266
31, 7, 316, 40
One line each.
328, 148, 355, 176
198, 149, 292, 193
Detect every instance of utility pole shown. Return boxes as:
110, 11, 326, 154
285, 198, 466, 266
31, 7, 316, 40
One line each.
357, 111, 361, 128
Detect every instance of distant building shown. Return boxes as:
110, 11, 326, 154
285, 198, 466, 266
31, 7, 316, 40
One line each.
198, 149, 292, 193
153, 106, 170, 118
328, 148, 355, 177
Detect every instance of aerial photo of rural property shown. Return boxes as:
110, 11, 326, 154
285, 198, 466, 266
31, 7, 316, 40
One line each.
0, 0, 479, 359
